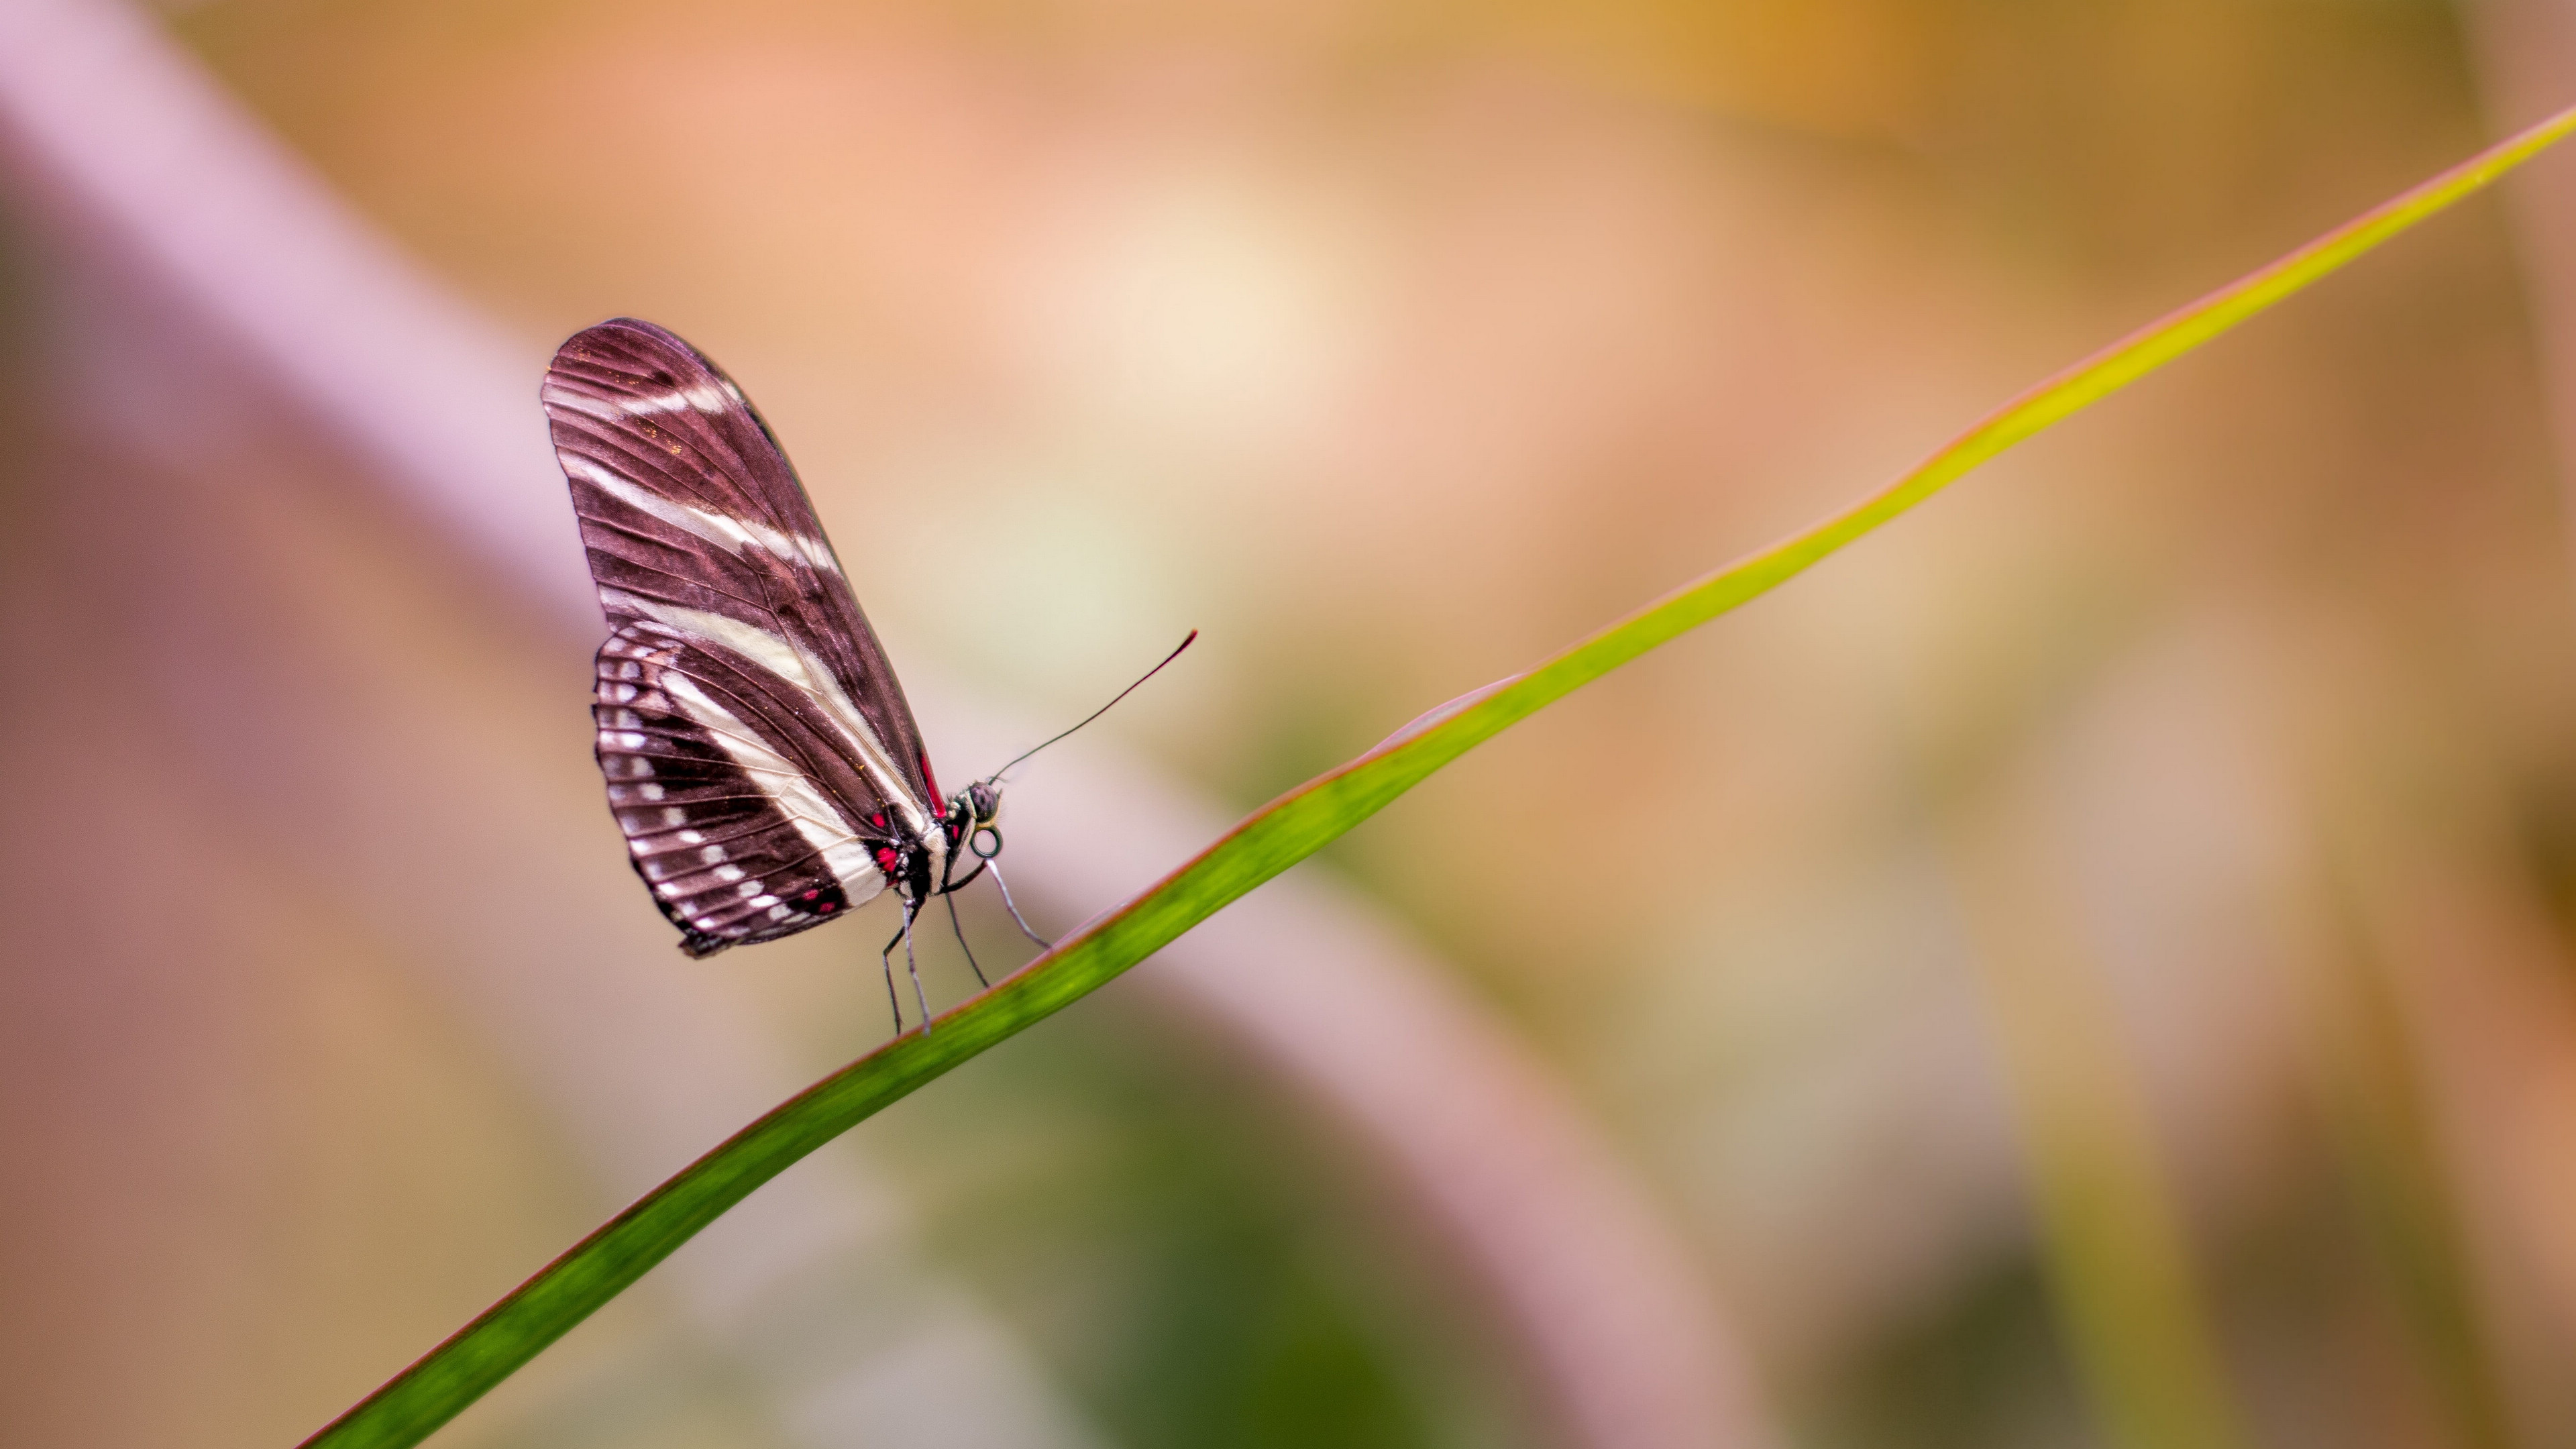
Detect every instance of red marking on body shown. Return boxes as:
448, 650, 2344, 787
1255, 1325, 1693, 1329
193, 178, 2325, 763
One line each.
918, 749, 943, 806
875, 847, 899, 871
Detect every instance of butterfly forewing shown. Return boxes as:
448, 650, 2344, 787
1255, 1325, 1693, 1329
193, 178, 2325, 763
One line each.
547, 319, 941, 955
545, 319, 939, 810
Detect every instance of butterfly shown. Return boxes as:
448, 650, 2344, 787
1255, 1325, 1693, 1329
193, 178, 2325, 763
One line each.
542, 318, 1185, 1025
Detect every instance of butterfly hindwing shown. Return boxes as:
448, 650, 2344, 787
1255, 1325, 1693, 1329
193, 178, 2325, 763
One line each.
595, 623, 892, 955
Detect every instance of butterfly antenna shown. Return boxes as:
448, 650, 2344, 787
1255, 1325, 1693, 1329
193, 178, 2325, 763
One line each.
988, 630, 1197, 784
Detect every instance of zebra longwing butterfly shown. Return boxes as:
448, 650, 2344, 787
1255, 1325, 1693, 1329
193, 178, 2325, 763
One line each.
544, 318, 1182, 986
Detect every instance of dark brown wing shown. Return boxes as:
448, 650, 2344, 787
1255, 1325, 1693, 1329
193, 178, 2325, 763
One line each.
543, 319, 942, 830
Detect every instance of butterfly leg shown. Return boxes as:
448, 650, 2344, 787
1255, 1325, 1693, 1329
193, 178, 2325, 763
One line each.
900, 902, 934, 1032
879, 928, 908, 1032
943, 890, 991, 988
983, 860, 1053, 950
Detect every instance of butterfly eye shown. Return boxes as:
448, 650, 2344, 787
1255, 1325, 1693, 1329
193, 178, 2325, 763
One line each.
971, 826, 1004, 859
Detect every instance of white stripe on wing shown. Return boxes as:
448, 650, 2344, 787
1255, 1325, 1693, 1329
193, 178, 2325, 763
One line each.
566, 456, 844, 580
599, 594, 932, 845
655, 669, 888, 900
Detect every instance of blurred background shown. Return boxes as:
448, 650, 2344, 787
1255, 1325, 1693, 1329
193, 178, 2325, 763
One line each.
6, 0, 2576, 1446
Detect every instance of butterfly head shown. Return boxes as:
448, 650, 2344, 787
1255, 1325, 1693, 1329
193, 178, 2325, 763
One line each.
950, 778, 1006, 860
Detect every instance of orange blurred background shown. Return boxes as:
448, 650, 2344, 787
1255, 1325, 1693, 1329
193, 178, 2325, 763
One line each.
7, 1, 2576, 1446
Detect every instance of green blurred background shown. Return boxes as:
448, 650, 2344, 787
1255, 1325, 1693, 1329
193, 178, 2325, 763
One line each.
6, 0, 2576, 1446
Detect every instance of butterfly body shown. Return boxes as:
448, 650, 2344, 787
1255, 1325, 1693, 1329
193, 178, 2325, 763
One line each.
545, 318, 998, 959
